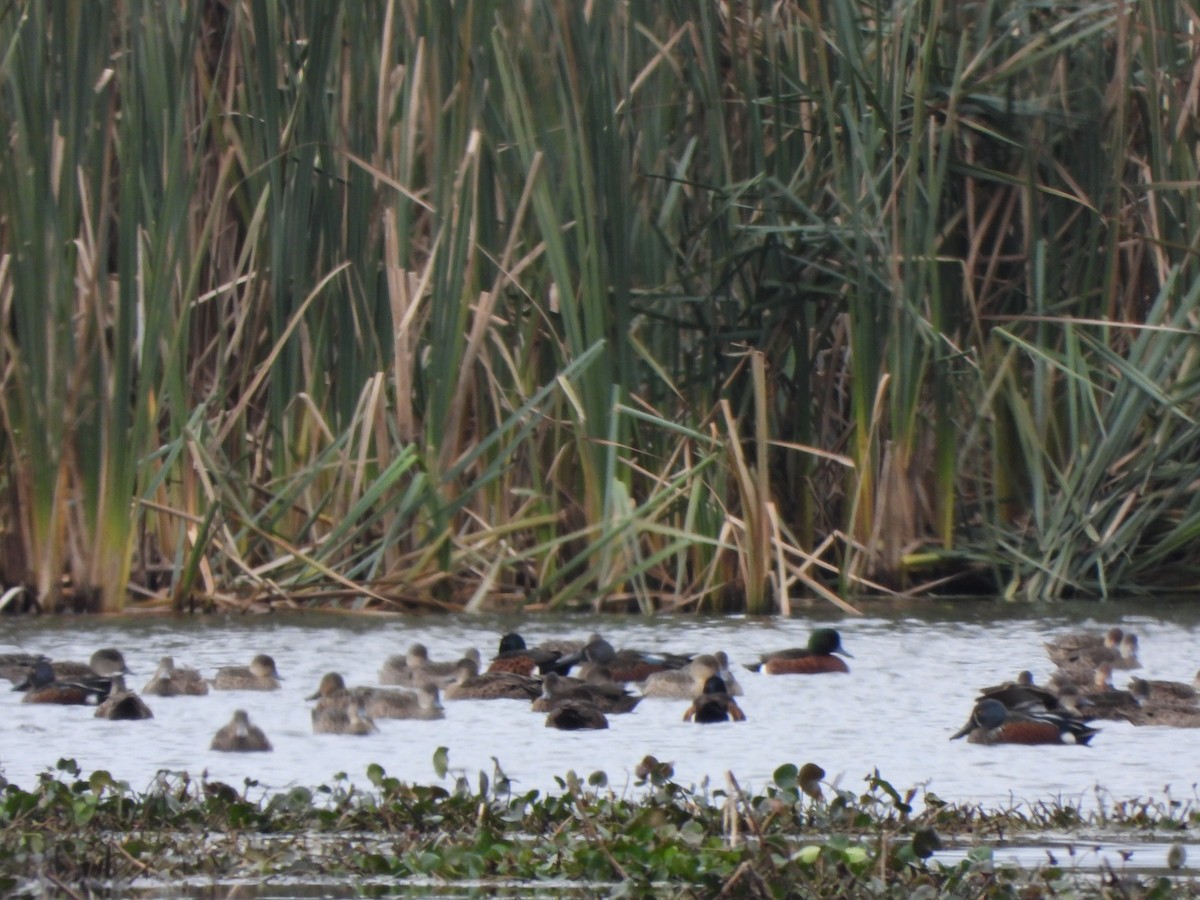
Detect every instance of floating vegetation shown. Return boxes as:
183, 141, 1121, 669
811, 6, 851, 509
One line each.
3, 756, 1199, 897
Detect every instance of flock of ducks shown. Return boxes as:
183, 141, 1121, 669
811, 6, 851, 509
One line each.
1, 629, 855, 751
9, 623, 1191, 755
951, 626, 1200, 745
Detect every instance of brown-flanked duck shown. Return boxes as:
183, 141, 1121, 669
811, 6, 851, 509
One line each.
212, 654, 283, 691
443, 657, 541, 701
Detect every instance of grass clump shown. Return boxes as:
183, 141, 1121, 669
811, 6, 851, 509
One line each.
2, 756, 1199, 897
1, 2, 1199, 613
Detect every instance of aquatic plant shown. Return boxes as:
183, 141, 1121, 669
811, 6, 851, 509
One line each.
2, 756, 1199, 897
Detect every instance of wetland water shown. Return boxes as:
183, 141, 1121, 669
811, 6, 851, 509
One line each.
3, 603, 1199, 815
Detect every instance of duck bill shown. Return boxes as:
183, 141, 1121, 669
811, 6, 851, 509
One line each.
948, 717, 974, 740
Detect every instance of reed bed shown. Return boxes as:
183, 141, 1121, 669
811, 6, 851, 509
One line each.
0, 0, 1197, 613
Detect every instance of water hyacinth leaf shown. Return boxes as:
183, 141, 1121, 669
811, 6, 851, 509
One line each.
796, 845, 822, 864
842, 846, 870, 865
773, 763, 799, 790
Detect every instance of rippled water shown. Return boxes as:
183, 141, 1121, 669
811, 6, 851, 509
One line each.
3, 602, 1200, 814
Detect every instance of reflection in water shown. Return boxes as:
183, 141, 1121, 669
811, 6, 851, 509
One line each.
2, 605, 1199, 813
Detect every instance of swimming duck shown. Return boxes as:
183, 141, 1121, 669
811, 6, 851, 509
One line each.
1127, 671, 1200, 706
1124, 702, 1200, 728
1049, 631, 1140, 674
210, 709, 273, 752
312, 699, 379, 735
638, 655, 721, 699
683, 675, 747, 724
212, 654, 283, 691
950, 699, 1097, 745
544, 700, 609, 731
747, 629, 852, 675
20, 657, 114, 705
54, 648, 132, 681
443, 657, 541, 701
307, 672, 445, 721
94, 676, 154, 720
531, 672, 640, 714
1044, 626, 1124, 664
713, 651, 743, 696
142, 657, 209, 697
486, 633, 574, 677
0, 652, 43, 684
12, 648, 131, 690
307, 672, 355, 708
1075, 663, 1139, 721
572, 637, 691, 683
379, 645, 480, 687
975, 671, 1064, 713
363, 682, 444, 720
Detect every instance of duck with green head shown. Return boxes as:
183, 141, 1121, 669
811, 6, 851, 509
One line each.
747, 629, 852, 675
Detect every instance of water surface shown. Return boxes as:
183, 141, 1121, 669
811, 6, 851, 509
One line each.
3, 603, 1199, 815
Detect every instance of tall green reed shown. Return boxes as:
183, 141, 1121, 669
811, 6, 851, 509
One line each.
1, 0, 1199, 613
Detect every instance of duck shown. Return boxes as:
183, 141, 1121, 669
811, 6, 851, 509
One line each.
443, 657, 541, 701
1049, 631, 1140, 674
638, 654, 721, 699
210, 709, 273, 752
1044, 626, 1124, 664
312, 700, 379, 736
683, 675, 747, 724
486, 633, 573, 677
363, 682, 444, 720
142, 657, 209, 697
52, 648, 132, 681
976, 671, 1065, 713
94, 676, 154, 720
20, 657, 114, 705
0, 652, 43, 684
747, 628, 852, 675
571, 637, 691, 683
379, 645, 480, 687
544, 700, 609, 731
307, 672, 356, 708
211, 654, 283, 691
1127, 671, 1200, 706
12, 649, 131, 690
1124, 702, 1200, 728
531, 672, 640, 714
713, 651, 743, 696
1075, 663, 1139, 721
950, 699, 1097, 745
307, 672, 445, 721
